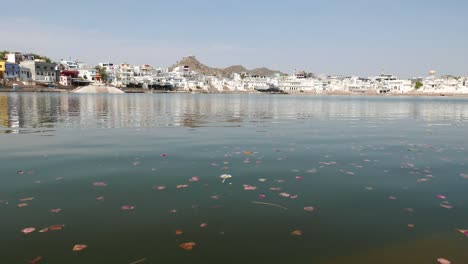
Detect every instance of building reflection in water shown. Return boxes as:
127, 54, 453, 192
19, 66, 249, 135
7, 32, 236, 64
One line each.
0, 94, 468, 132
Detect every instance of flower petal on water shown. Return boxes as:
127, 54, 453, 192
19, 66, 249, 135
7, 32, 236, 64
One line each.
179, 242, 196, 250
28, 256, 42, 264
121, 205, 135, 210
22, 227, 36, 234
291, 230, 302, 236
304, 207, 315, 212
243, 185, 257, 191
175, 230, 183, 235
72, 244, 88, 251
93, 182, 107, 187
437, 258, 451, 264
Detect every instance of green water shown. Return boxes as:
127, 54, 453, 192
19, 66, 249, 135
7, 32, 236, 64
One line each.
1, 93, 468, 263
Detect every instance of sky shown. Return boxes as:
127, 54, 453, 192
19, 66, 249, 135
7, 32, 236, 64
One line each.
1, 0, 467, 77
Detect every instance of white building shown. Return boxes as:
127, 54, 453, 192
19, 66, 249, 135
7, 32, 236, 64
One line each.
19, 60, 58, 82
278, 72, 323, 93
19, 67, 32, 82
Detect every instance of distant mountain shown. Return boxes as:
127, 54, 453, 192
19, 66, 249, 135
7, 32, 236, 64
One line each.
170, 56, 283, 77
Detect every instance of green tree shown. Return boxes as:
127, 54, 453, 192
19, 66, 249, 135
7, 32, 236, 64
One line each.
415, 81, 423, 90
95, 66, 109, 83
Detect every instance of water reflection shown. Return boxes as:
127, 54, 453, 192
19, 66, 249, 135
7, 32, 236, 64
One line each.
0, 93, 468, 132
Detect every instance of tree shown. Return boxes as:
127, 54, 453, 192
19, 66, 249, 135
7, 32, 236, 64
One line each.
415, 81, 423, 90
95, 66, 109, 83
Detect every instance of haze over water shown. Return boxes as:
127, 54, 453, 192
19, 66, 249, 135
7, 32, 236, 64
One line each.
1, 93, 468, 263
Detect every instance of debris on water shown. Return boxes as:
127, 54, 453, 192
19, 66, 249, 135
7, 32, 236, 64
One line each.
18, 203, 28, 208
200, 223, 208, 228
160, 154, 168, 157
407, 224, 415, 229
179, 242, 196, 250
252, 202, 287, 210
437, 258, 451, 264
96, 197, 105, 201
28, 256, 42, 264
175, 230, 183, 235
456, 229, 468, 236
129, 258, 147, 264
177, 185, 189, 189
291, 230, 302, 236
22, 227, 36, 234
121, 205, 135, 211
388, 196, 397, 200
258, 194, 266, 199
39, 225, 64, 233
189, 176, 200, 182
440, 203, 453, 209
19, 197, 34, 202
258, 178, 267, 182
50, 208, 61, 213
436, 195, 447, 200
243, 185, 257, 191
244, 151, 252, 155
279, 193, 290, 198
210, 195, 220, 200
304, 207, 315, 212
17, 170, 25, 175
72, 244, 88, 251
220, 174, 232, 183
154, 186, 166, 190
93, 182, 107, 187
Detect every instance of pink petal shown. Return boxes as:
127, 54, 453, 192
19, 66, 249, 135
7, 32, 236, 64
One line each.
22, 227, 36, 234
51, 208, 62, 213
456, 229, 468, 236
436, 195, 447, 200
243, 185, 257, 191
160, 154, 168, 157
200, 223, 208, 228
96, 196, 105, 201
290, 195, 299, 199
93, 182, 107, 187
437, 258, 451, 264
304, 207, 315, 212
72, 244, 88, 251
279, 193, 290, 198
440, 203, 453, 209
189, 176, 200, 182
258, 194, 266, 199
121, 205, 135, 210
177, 185, 189, 189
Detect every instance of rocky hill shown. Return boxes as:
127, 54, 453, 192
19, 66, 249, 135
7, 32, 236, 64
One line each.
170, 56, 283, 77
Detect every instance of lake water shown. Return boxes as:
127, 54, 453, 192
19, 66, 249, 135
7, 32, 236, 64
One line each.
1, 93, 468, 264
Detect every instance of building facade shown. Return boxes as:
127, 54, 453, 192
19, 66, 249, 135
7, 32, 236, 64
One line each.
20, 61, 58, 82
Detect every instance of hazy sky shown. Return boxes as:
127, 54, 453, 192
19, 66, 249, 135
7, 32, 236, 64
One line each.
1, 0, 467, 77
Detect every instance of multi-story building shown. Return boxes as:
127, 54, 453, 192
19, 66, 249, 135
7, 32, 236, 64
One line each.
20, 60, 58, 82
2, 62, 20, 80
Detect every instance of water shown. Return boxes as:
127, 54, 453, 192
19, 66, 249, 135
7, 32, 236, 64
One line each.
1, 93, 468, 264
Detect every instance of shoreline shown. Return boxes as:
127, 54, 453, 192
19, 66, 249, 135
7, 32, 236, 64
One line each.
1, 87, 467, 97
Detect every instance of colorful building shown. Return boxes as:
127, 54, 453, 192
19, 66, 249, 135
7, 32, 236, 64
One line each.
4, 63, 20, 80
0, 60, 5, 79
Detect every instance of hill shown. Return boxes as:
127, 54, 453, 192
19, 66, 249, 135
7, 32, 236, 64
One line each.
170, 56, 283, 77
